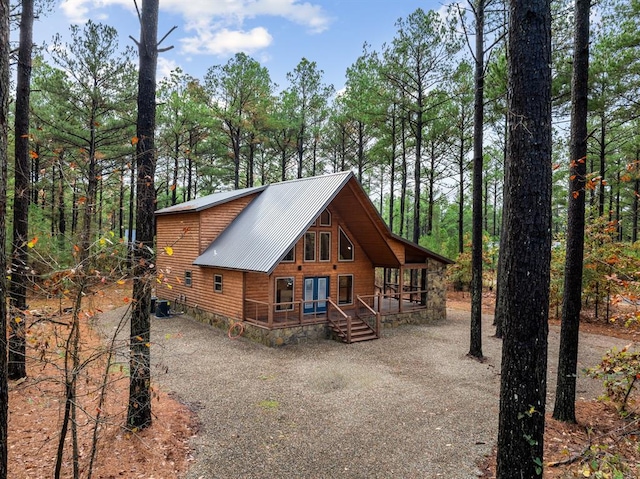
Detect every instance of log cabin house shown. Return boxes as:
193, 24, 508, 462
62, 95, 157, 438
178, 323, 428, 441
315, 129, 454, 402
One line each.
155, 171, 453, 346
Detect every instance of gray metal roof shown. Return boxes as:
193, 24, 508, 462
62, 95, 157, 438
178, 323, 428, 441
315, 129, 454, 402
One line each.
155, 185, 265, 216
193, 171, 353, 274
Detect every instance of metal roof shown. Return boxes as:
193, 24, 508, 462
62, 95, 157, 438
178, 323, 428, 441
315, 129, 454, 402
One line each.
155, 185, 265, 216
193, 172, 353, 274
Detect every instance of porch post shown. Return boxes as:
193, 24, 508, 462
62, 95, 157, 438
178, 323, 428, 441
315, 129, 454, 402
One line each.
399, 265, 404, 313
383, 267, 387, 296
421, 267, 428, 306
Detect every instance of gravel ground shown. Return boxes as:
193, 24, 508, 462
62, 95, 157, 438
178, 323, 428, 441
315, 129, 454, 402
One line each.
95, 307, 626, 479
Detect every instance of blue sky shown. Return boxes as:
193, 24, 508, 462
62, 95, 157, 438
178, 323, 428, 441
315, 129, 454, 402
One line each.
33, 0, 447, 92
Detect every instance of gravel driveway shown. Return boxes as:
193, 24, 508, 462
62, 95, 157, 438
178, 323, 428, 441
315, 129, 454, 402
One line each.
96, 307, 626, 479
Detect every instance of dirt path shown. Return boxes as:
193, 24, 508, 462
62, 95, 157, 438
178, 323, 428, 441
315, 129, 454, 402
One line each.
94, 306, 627, 479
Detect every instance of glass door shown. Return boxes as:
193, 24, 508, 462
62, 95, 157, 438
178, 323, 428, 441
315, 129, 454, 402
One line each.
303, 276, 329, 314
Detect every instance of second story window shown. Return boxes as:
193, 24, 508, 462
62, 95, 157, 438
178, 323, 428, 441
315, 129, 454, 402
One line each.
304, 232, 316, 261
339, 227, 354, 261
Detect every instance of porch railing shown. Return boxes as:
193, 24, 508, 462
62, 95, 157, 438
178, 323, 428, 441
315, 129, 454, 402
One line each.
244, 298, 335, 328
244, 288, 428, 330
360, 289, 429, 315
326, 298, 351, 343
356, 295, 381, 338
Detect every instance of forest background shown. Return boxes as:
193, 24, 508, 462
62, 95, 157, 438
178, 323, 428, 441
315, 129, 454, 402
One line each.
11, 0, 640, 308
2, 0, 640, 477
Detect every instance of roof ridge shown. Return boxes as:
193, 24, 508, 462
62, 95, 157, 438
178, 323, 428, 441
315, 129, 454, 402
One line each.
265, 171, 352, 187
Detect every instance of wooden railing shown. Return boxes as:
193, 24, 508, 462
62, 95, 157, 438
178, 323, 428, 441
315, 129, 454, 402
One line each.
361, 289, 429, 315
356, 295, 381, 338
326, 298, 351, 342
244, 298, 335, 329
244, 288, 427, 331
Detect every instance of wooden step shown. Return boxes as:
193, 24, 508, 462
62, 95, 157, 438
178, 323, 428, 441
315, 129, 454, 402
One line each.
329, 317, 378, 344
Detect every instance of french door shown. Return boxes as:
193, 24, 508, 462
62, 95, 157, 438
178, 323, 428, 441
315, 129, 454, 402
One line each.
303, 276, 329, 314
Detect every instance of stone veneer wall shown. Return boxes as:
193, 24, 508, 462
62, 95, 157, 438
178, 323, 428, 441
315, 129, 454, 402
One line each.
176, 265, 448, 347
178, 303, 330, 347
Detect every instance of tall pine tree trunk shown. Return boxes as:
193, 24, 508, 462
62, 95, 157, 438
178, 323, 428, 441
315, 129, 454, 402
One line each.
553, 0, 590, 423
469, 0, 485, 359
496, 0, 552, 476
8, 0, 34, 380
633, 173, 639, 243
0, 0, 10, 474
128, 0, 162, 430
389, 108, 397, 233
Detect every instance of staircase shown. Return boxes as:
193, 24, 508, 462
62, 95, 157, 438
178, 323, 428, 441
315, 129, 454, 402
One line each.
329, 316, 378, 344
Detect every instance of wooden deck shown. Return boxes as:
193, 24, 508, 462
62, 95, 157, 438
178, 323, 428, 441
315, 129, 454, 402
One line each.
243, 293, 428, 330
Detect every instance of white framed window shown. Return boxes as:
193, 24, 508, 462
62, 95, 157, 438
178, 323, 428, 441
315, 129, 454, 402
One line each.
304, 232, 316, 262
214, 274, 223, 293
275, 277, 295, 311
319, 231, 331, 262
338, 227, 354, 261
319, 209, 331, 226
338, 275, 353, 305
282, 246, 295, 262
185, 270, 192, 287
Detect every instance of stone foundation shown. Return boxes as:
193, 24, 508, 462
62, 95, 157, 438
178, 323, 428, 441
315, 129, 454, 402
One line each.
175, 302, 444, 347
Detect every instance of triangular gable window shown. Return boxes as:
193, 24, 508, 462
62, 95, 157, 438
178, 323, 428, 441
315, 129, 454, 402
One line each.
339, 227, 354, 261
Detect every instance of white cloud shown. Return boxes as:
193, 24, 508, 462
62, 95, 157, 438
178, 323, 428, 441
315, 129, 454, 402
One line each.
60, 0, 91, 24
181, 27, 273, 56
60, 0, 133, 24
157, 57, 180, 81
59, 0, 331, 58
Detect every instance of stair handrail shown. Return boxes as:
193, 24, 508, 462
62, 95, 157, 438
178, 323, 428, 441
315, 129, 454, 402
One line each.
357, 295, 381, 338
327, 298, 350, 339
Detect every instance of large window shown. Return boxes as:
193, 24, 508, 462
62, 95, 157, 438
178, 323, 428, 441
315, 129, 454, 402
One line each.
319, 232, 331, 262
304, 232, 316, 261
275, 277, 294, 311
214, 274, 223, 293
338, 227, 354, 261
338, 275, 353, 305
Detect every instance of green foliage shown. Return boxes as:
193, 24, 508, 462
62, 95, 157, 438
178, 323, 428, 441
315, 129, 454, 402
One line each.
549, 236, 566, 319
582, 217, 640, 322
587, 346, 640, 414
447, 250, 471, 291
576, 444, 629, 478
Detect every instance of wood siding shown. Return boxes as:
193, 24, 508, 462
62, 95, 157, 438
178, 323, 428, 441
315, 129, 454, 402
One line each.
387, 237, 406, 264
155, 207, 247, 318
245, 272, 269, 303
192, 268, 244, 319
156, 212, 200, 297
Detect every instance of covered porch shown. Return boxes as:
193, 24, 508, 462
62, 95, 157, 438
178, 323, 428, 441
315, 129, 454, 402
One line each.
242, 267, 439, 343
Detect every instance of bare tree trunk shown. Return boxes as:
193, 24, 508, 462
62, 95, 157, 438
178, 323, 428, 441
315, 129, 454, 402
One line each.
633, 173, 639, 243
58, 153, 66, 237
8, 0, 34, 381
494, 113, 508, 337
400, 116, 408, 238
458, 136, 465, 254
389, 106, 397, 233
496, 0, 552, 476
553, 0, 590, 424
172, 135, 179, 205
598, 116, 606, 217
469, 0, 485, 360
0, 0, 10, 474
128, 0, 164, 430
